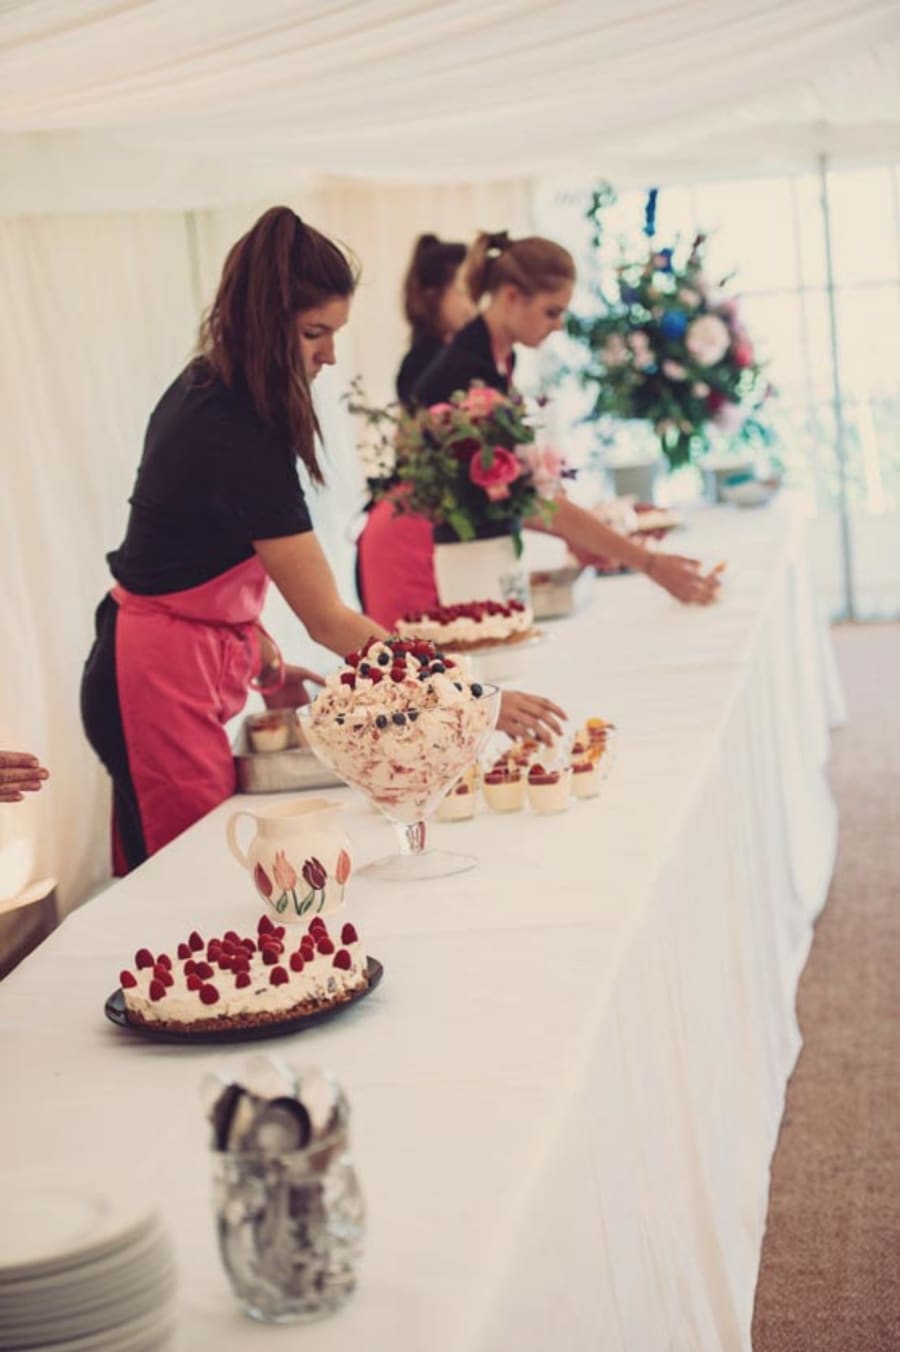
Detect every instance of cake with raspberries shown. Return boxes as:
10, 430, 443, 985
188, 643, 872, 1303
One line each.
304, 636, 498, 822
117, 914, 368, 1034
395, 600, 535, 652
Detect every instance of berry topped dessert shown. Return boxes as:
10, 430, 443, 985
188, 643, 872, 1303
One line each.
481, 763, 526, 814
525, 762, 572, 815
396, 600, 535, 651
303, 637, 499, 822
117, 914, 368, 1033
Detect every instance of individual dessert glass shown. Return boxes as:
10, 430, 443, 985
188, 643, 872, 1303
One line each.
436, 782, 477, 822
298, 637, 500, 881
525, 764, 572, 815
247, 710, 293, 753
482, 766, 526, 814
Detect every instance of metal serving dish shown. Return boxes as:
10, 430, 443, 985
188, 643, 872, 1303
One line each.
233, 712, 343, 795
529, 566, 594, 621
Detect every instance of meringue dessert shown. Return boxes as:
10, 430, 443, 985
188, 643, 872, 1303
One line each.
396, 600, 535, 651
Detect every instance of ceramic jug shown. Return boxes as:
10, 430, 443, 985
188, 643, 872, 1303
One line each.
226, 798, 352, 922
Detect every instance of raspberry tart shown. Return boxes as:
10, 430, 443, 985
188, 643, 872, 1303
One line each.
395, 600, 535, 652
114, 915, 370, 1035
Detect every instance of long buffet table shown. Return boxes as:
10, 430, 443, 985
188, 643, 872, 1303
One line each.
0, 495, 844, 1352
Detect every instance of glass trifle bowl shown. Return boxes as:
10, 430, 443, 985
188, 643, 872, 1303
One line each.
297, 637, 499, 882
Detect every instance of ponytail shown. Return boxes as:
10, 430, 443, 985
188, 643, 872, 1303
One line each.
198, 205, 358, 485
402, 233, 467, 338
464, 230, 575, 302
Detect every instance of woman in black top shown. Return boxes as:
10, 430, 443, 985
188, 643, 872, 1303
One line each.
396, 234, 475, 401
359, 234, 476, 624
413, 231, 723, 607
81, 208, 564, 873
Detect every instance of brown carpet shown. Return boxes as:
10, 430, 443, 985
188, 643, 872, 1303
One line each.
752, 623, 900, 1352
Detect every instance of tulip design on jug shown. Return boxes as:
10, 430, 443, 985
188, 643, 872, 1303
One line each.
228, 799, 352, 922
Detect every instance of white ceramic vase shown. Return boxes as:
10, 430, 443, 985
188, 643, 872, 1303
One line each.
433, 534, 529, 606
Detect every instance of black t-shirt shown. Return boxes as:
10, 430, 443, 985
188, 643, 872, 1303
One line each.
412, 315, 514, 406
108, 364, 313, 595
396, 332, 444, 404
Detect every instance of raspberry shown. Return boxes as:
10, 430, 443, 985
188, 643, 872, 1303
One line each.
224, 930, 241, 945
183, 959, 196, 977
368, 669, 383, 685
156, 953, 172, 969
193, 961, 213, 980
390, 668, 406, 682
135, 948, 154, 970
289, 952, 305, 972
119, 969, 137, 989
340, 672, 356, 688
258, 914, 275, 936
232, 955, 250, 974
309, 917, 327, 935
154, 966, 174, 988
186, 974, 202, 992
188, 930, 204, 952
261, 947, 278, 966
299, 939, 315, 961
346, 651, 360, 667
218, 955, 233, 971
221, 939, 236, 955
316, 936, 335, 956
149, 979, 166, 1001
235, 972, 251, 989
341, 923, 359, 945
333, 949, 352, 971
274, 925, 285, 939
177, 942, 191, 960
241, 938, 256, 953
199, 984, 220, 1005
270, 966, 289, 986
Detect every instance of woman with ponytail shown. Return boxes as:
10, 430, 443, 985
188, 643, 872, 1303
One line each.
81, 208, 562, 873
357, 233, 475, 624
396, 234, 475, 401
412, 231, 723, 607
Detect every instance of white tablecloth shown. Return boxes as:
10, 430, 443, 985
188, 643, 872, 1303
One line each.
0, 496, 843, 1352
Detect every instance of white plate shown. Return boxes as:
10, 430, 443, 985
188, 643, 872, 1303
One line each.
15, 1303, 176, 1352
0, 1176, 155, 1282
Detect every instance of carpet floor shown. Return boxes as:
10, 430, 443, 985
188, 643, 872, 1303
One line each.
751, 623, 900, 1351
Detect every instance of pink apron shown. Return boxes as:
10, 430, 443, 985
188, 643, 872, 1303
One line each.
112, 556, 268, 859
357, 496, 438, 628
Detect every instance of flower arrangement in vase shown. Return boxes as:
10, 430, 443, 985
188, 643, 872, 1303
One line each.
349, 380, 572, 557
567, 186, 774, 470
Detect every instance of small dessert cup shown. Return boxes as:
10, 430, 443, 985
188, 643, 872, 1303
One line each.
481, 768, 526, 814
525, 765, 572, 815
436, 783, 477, 822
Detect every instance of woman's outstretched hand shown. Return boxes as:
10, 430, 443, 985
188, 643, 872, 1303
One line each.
645, 553, 725, 605
498, 691, 567, 745
0, 751, 49, 803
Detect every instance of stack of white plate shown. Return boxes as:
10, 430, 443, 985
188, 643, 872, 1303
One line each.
0, 1173, 177, 1351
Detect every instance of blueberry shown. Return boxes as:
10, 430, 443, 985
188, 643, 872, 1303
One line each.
454, 682, 463, 691
408, 710, 419, 722
377, 652, 389, 666
375, 714, 388, 729
359, 662, 370, 675
336, 715, 345, 725
471, 683, 483, 698
392, 712, 406, 726
431, 663, 445, 675
419, 672, 430, 681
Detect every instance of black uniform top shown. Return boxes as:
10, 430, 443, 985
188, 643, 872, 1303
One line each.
395, 332, 444, 404
412, 315, 515, 406
108, 364, 313, 596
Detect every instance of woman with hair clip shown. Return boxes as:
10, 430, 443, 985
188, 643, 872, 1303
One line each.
413, 230, 723, 607
82, 208, 564, 875
358, 233, 476, 624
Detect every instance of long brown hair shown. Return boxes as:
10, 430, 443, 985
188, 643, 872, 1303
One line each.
197, 206, 358, 484
464, 230, 575, 303
403, 233, 467, 339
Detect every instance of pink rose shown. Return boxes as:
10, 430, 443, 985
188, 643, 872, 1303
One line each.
732, 339, 755, 369
469, 447, 522, 501
427, 402, 455, 421
518, 445, 565, 501
461, 386, 507, 419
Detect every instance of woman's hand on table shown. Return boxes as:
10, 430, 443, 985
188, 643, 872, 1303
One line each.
263, 665, 325, 710
645, 552, 725, 605
498, 692, 567, 746
0, 751, 49, 802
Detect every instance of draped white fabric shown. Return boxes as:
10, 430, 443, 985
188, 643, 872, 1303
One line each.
0, 497, 843, 1351
0, 179, 532, 911
0, 1, 898, 212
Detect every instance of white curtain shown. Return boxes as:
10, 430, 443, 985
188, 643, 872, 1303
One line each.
0, 178, 531, 913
